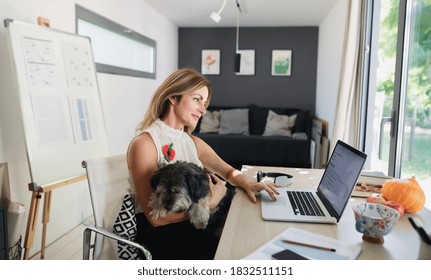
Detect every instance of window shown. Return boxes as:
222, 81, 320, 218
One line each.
363, 0, 431, 191
75, 5, 156, 79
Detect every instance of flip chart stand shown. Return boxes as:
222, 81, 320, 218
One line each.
3, 16, 108, 259
23, 175, 86, 260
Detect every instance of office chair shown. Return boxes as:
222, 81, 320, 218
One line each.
81, 154, 151, 260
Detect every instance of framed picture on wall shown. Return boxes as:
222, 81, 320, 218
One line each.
235, 49, 255, 76
201, 49, 220, 75
271, 50, 292, 76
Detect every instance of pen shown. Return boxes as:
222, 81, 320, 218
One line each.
408, 217, 431, 245
282, 239, 336, 252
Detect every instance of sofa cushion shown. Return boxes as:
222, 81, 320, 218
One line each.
219, 109, 250, 135
199, 110, 222, 133
249, 104, 269, 135
289, 110, 310, 134
263, 110, 297, 137
196, 133, 311, 168
249, 104, 308, 135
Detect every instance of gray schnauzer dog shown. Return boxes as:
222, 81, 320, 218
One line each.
149, 161, 228, 229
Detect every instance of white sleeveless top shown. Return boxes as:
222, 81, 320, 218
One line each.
145, 119, 202, 168
129, 119, 203, 214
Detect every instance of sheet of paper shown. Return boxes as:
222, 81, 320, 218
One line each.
69, 96, 99, 143
62, 41, 94, 88
22, 36, 57, 87
243, 227, 362, 260
31, 94, 70, 144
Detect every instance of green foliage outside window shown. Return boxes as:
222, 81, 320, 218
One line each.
377, 0, 431, 128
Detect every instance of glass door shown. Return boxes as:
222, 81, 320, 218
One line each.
367, 0, 400, 174
367, 0, 431, 202
397, 0, 431, 182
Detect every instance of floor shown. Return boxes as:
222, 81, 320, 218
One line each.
29, 216, 94, 260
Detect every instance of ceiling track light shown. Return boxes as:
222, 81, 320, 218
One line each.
209, 0, 242, 72
210, 0, 227, 23
234, 0, 242, 73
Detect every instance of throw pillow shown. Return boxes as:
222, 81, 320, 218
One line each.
199, 110, 222, 133
290, 110, 310, 134
219, 109, 250, 135
112, 193, 141, 260
249, 104, 269, 135
263, 110, 297, 137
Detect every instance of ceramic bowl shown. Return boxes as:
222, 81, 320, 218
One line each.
352, 202, 400, 243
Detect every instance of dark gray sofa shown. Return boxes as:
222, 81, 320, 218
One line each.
193, 104, 312, 170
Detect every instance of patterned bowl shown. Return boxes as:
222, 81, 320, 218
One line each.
352, 202, 400, 244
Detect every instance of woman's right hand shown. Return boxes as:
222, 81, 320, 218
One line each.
208, 173, 227, 209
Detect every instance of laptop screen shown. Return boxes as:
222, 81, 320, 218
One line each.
318, 141, 367, 217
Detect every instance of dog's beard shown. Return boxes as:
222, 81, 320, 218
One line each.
149, 185, 192, 219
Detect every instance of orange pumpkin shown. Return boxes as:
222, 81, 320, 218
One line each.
382, 177, 426, 212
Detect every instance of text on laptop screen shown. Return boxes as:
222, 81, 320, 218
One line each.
319, 143, 366, 216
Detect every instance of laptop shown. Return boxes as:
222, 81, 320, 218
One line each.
260, 140, 367, 223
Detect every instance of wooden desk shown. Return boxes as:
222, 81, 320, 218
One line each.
214, 166, 431, 260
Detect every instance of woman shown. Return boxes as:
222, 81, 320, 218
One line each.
127, 67, 278, 259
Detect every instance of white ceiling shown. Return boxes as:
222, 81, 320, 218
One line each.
143, 0, 339, 27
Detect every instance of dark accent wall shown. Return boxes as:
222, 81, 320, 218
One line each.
179, 27, 318, 116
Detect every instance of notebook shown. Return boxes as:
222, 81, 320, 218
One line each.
243, 227, 362, 260
260, 140, 367, 223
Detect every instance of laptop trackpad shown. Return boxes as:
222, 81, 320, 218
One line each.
261, 191, 287, 206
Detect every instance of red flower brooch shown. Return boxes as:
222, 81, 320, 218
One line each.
162, 143, 175, 162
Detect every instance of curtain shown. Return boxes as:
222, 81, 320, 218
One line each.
331, 0, 365, 152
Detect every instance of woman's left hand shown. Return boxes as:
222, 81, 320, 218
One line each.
243, 181, 279, 203
208, 173, 227, 209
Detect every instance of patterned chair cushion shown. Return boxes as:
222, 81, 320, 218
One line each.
112, 193, 141, 260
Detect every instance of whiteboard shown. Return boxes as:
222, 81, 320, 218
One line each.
4, 19, 109, 187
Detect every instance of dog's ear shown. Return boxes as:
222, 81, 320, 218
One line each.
150, 171, 161, 190
186, 172, 210, 202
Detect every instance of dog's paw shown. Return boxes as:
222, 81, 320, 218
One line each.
188, 198, 210, 229
189, 215, 209, 229
149, 208, 167, 219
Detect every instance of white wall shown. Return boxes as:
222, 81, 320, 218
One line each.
0, 0, 177, 258
316, 0, 349, 140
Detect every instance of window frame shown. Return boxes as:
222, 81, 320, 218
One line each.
75, 5, 156, 79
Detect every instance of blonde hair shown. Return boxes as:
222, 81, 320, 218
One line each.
136, 67, 212, 135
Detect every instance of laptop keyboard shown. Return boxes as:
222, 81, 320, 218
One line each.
286, 191, 325, 216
